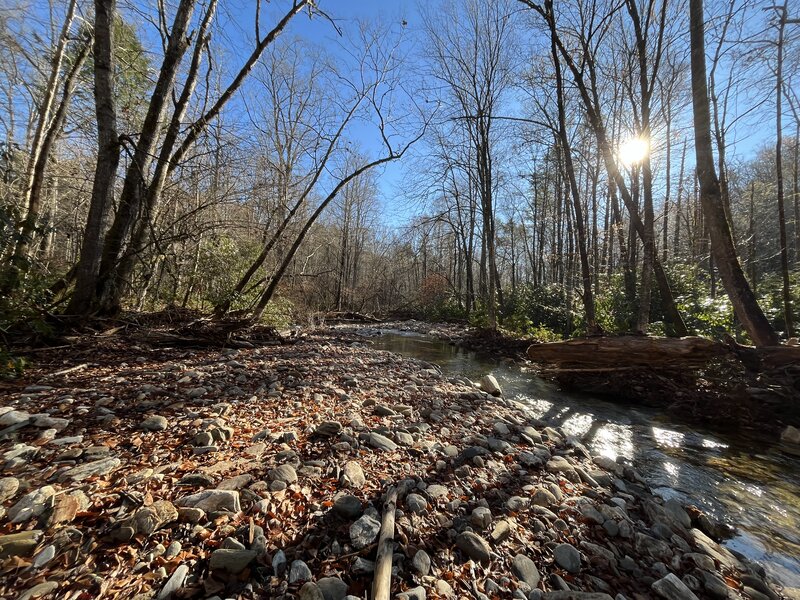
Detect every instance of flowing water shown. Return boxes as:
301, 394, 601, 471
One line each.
369, 330, 800, 589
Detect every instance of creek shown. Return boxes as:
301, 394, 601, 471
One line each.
369, 330, 800, 588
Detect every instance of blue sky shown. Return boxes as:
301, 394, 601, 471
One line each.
221, 0, 424, 225
17, 0, 786, 229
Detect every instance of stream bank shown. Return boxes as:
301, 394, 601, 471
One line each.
344, 320, 800, 439
0, 328, 794, 599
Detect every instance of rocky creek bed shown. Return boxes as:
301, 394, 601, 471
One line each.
0, 329, 793, 599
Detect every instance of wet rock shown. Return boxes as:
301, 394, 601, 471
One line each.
269, 464, 298, 484
0, 530, 42, 558
334, 494, 363, 519
157, 564, 189, 600
317, 577, 348, 600
413, 549, 431, 575
511, 553, 540, 588
553, 543, 581, 573
209, 549, 256, 573
663, 499, 691, 529
479, 374, 502, 396
8, 485, 55, 523
289, 559, 313, 583
340, 461, 366, 488
651, 573, 699, 600
176, 489, 240, 513
350, 514, 381, 549
140, 415, 168, 431
60, 457, 121, 482
456, 531, 491, 563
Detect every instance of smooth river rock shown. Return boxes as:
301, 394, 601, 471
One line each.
455, 531, 491, 563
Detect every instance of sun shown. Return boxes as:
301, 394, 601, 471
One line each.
619, 137, 649, 167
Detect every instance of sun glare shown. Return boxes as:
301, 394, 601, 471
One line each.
619, 137, 649, 167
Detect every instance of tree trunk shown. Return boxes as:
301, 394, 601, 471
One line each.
67, 0, 121, 315
774, 3, 794, 337
545, 2, 597, 331
689, 0, 779, 346
2, 0, 80, 293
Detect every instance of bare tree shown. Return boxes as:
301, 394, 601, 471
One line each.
689, 0, 779, 346
422, 0, 515, 329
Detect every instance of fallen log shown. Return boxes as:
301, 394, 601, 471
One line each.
323, 311, 381, 323
371, 485, 398, 600
527, 335, 727, 370
527, 335, 800, 375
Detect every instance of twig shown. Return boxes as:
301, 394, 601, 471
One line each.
46, 362, 90, 377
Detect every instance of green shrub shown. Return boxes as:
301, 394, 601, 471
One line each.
258, 296, 294, 329
0, 346, 26, 379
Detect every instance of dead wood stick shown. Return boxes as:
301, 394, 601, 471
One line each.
46, 362, 90, 377
371, 485, 399, 600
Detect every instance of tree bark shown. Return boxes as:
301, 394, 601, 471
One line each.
688, 0, 779, 346
774, 3, 794, 337
67, 0, 121, 315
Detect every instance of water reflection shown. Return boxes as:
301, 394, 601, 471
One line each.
652, 427, 685, 448
371, 331, 800, 588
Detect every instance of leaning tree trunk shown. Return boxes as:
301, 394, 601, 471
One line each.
689, 0, 779, 346
2, 0, 79, 294
522, 0, 689, 336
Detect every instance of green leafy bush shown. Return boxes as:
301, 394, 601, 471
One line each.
258, 296, 295, 329
0, 346, 26, 379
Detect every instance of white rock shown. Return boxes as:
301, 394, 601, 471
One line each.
479, 375, 502, 396
176, 490, 240, 513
